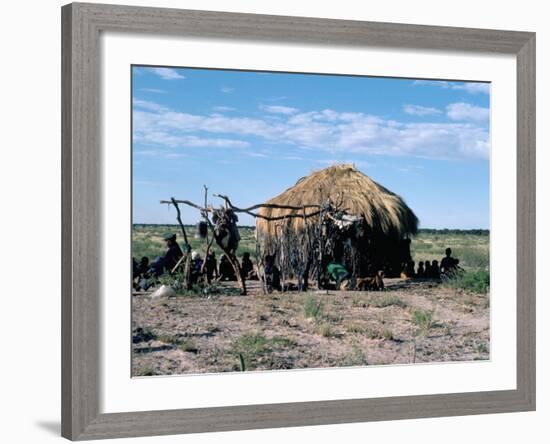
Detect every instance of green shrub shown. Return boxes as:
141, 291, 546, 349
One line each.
453, 248, 490, 269
446, 270, 490, 294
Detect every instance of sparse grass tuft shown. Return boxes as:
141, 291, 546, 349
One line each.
340, 343, 368, 367
475, 341, 489, 354
364, 326, 394, 340
382, 329, 394, 340
318, 323, 336, 338
232, 333, 269, 356
346, 323, 366, 334
136, 365, 157, 377
180, 340, 199, 353
230, 333, 296, 370
157, 334, 199, 353
303, 295, 324, 320
157, 334, 180, 345
370, 295, 407, 309
132, 327, 156, 343
270, 336, 298, 347
412, 309, 435, 335
366, 327, 382, 339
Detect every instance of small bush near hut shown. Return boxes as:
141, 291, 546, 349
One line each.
445, 270, 490, 294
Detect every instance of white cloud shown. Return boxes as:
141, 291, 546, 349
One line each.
134, 150, 188, 159
133, 98, 169, 113
260, 104, 299, 115
414, 80, 490, 94
132, 102, 251, 149
133, 99, 490, 160
266, 96, 289, 102
140, 88, 166, 94
446, 102, 490, 122
221, 87, 234, 94
402, 104, 442, 116
452, 83, 491, 94
147, 67, 185, 80
134, 132, 250, 149
212, 106, 236, 112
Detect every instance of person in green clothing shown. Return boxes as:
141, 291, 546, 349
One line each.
326, 261, 349, 289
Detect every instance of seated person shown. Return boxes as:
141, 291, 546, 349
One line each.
240, 252, 257, 280
132, 258, 139, 279
204, 251, 218, 283
401, 260, 415, 278
218, 254, 237, 281
137, 256, 149, 278
424, 260, 432, 278
326, 260, 349, 289
133, 256, 152, 291
189, 251, 203, 285
416, 261, 425, 277
440, 248, 460, 274
149, 233, 183, 276
264, 253, 281, 292
430, 260, 440, 279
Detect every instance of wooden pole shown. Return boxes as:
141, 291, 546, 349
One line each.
169, 198, 192, 288
170, 197, 190, 247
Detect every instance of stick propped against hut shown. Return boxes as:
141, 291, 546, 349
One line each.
255, 164, 419, 284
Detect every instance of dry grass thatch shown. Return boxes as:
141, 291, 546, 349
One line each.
256, 163, 418, 239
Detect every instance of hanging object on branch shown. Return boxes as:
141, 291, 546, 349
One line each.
196, 221, 208, 239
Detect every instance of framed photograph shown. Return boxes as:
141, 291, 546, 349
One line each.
61, 2, 535, 440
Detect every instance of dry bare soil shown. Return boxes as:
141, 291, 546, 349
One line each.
132, 279, 490, 376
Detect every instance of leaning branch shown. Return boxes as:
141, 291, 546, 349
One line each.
170, 197, 190, 247
214, 194, 321, 212
161, 197, 323, 222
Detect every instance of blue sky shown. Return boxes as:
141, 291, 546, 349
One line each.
132, 66, 490, 228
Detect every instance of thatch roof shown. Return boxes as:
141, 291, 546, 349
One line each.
256, 164, 418, 239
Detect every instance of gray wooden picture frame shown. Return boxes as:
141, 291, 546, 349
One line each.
61, 2, 536, 440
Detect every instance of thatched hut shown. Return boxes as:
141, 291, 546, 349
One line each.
256, 164, 418, 282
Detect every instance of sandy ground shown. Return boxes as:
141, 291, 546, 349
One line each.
132, 279, 490, 376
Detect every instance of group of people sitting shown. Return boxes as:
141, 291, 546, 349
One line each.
199, 250, 258, 283
132, 232, 260, 290
401, 248, 461, 279
133, 233, 462, 293
325, 247, 461, 291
